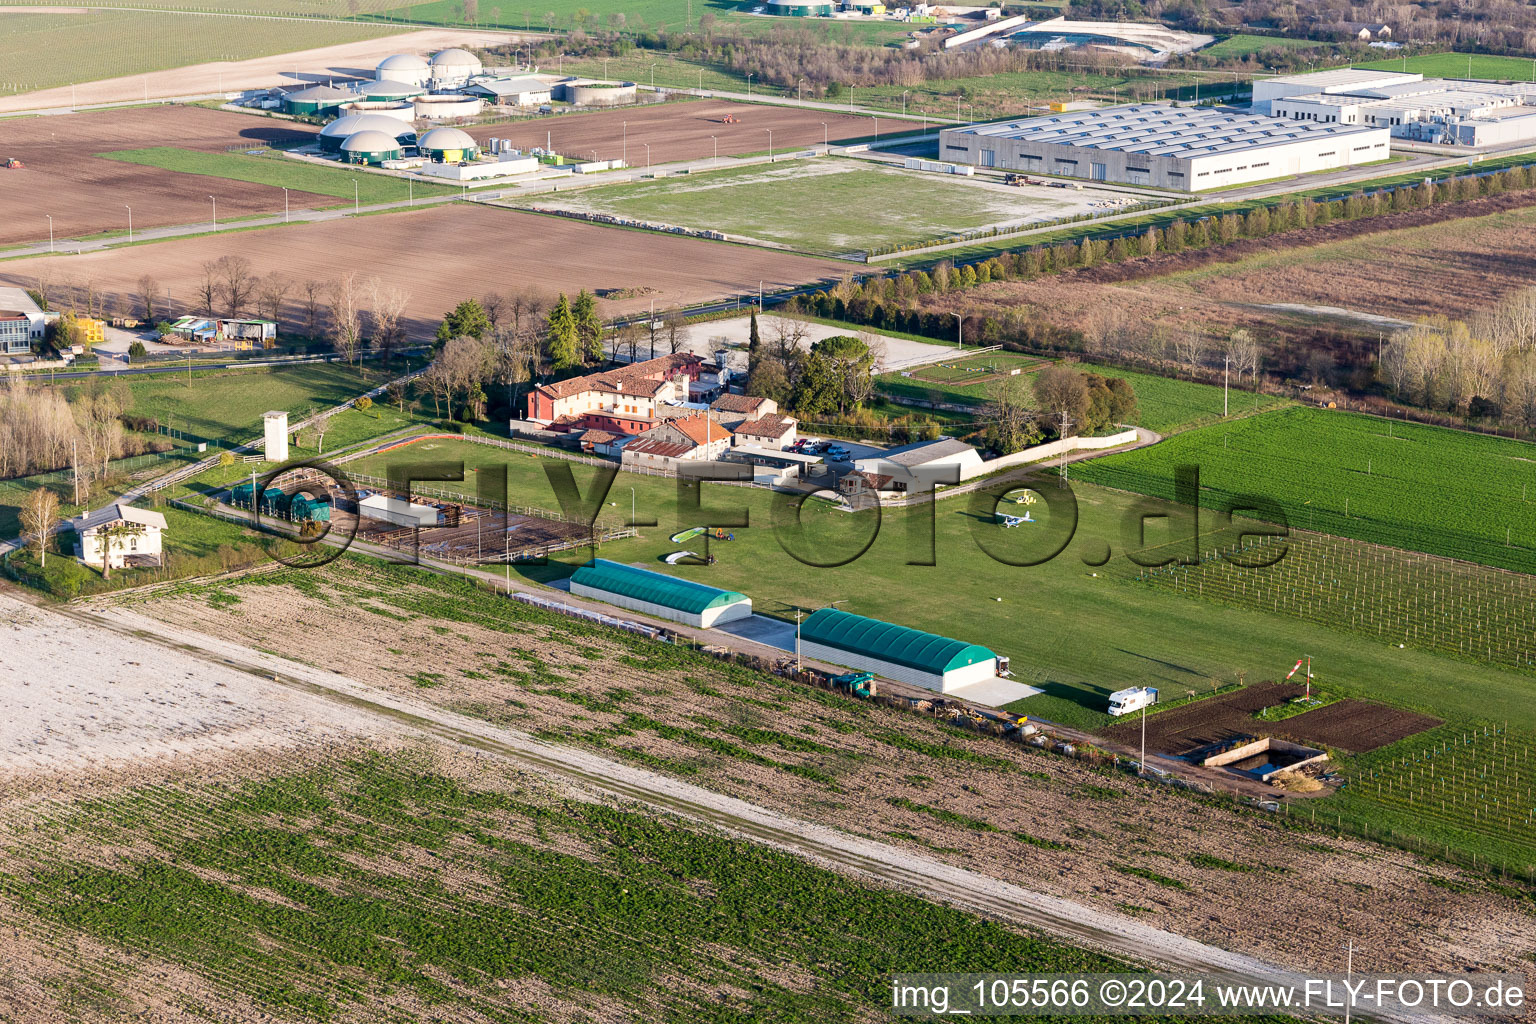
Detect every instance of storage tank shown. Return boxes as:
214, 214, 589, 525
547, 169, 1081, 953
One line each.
412, 94, 484, 120
320, 113, 417, 153
417, 126, 480, 163
339, 129, 405, 165
282, 84, 356, 117
375, 53, 432, 87
429, 47, 483, 87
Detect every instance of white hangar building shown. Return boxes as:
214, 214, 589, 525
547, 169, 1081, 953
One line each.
939, 104, 1390, 190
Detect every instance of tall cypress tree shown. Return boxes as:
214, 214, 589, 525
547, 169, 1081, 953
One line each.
572, 289, 603, 364
747, 307, 761, 374
545, 293, 580, 371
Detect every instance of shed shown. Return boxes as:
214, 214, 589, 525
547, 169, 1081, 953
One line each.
797, 607, 1000, 693
569, 558, 751, 628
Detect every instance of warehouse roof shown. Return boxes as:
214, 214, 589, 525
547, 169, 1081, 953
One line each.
948, 104, 1384, 159
799, 608, 996, 676
1262, 69, 1420, 89
571, 559, 747, 614
875, 437, 976, 466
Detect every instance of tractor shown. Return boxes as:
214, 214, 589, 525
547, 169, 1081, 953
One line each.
719, 113, 739, 124
2, 158, 24, 170
830, 671, 876, 698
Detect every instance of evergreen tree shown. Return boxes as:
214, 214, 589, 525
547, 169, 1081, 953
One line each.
435, 298, 491, 351
545, 293, 580, 370
747, 307, 761, 374
571, 289, 603, 364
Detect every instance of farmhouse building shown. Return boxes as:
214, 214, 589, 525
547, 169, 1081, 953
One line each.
70, 504, 167, 570
620, 414, 731, 471
527, 353, 704, 435
733, 413, 798, 449
709, 393, 777, 429
0, 287, 50, 356
840, 437, 982, 496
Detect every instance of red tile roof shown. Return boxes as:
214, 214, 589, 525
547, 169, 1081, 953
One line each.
624, 438, 695, 459
711, 393, 769, 414
538, 353, 699, 400
670, 413, 729, 446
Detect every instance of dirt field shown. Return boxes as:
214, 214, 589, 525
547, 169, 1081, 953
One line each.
0, 27, 522, 113
1281, 700, 1442, 754
0, 203, 847, 328
98, 563, 1536, 982
467, 101, 885, 166
0, 105, 325, 246
1104, 683, 1438, 757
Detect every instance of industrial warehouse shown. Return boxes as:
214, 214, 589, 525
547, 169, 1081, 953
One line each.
939, 104, 1390, 189
1256, 68, 1536, 148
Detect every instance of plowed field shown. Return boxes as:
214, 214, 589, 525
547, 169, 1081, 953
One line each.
1280, 700, 1441, 753
0, 203, 846, 329
465, 100, 886, 165
0, 105, 324, 246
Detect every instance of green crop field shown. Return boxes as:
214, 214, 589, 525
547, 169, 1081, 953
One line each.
379, 1, 914, 39
878, 357, 1289, 435
0, 749, 1168, 1020
0, 10, 401, 96
336, 436, 1522, 737
100, 149, 460, 205
528, 159, 1097, 255
1074, 406, 1536, 572
1357, 52, 1536, 82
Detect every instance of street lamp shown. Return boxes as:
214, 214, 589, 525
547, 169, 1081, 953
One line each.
765, 128, 772, 163
902, 89, 909, 116
124, 205, 132, 243
949, 311, 963, 350
45, 214, 52, 253
745, 71, 754, 97
820, 121, 828, 147
351, 178, 358, 214
643, 142, 650, 172
208, 195, 216, 229
622, 120, 626, 165
798, 78, 805, 105
710, 134, 717, 165
281, 187, 289, 223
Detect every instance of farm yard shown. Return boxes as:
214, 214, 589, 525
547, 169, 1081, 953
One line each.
1075, 405, 1536, 572
522, 159, 1110, 256
465, 101, 892, 168
0, 204, 847, 333
0, 106, 322, 247
76, 559, 1536, 978
1127, 529, 1536, 671
333, 437, 1532, 740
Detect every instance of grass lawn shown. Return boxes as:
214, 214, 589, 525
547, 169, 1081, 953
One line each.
1202, 34, 1329, 58
43, 361, 417, 445
1357, 52, 1536, 82
878, 356, 1289, 435
99, 149, 459, 205
1075, 405, 1536, 572
0, 10, 400, 95
530, 159, 1094, 254
385, 4, 914, 41
338, 437, 1518, 738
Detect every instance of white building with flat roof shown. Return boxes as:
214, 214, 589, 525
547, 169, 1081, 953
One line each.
939, 104, 1390, 190
1261, 69, 1536, 147
0, 286, 49, 356
1251, 69, 1423, 113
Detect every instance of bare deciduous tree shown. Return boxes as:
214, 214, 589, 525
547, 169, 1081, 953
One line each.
328, 273, 363, 364
300, 279, 325, 340
20, 487, 59, 567
218, 256, 255, 317
197, 260, 220, 316
136, 274, 160, 323
257, 274, 291, 330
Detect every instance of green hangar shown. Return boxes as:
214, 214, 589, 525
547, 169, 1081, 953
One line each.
569, 559, 752, 628
797, 608, 1002, 693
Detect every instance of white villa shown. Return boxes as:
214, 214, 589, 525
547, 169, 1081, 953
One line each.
70, 504, 167, 570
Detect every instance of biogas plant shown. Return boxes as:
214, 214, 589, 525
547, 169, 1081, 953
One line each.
251, 47, 641, 182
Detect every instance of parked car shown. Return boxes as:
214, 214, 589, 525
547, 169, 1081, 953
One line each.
825, 445, 851, 460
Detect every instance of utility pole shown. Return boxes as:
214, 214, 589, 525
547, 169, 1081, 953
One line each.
795, 608, 802, 671
1140, 702, 1147, 777
1343, 939, 1354, 1024
1058, 411, 1073, 482
208, 195, 217, 229
1223, 353, 1230, 417
72, 439, 79, 506
950, 312, 962, 350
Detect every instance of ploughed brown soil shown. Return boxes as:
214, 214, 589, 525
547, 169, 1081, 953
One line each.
0, 106, 326, 246
0, 203, 846, 332
100, 563, 1536, 982
1104, 682, 1304, 755
465, 100, 884, 166
1281, 699, 1443, 754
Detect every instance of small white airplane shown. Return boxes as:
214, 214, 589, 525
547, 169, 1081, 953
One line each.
997, 512, 1035, 528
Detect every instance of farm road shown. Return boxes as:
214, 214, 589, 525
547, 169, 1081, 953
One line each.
24, 591, 1447, 1023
